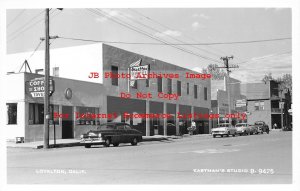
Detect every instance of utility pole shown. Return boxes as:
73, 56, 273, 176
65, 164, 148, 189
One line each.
44, 8, 50, 149
217, 56, 238, 125
279, 88, 284, 130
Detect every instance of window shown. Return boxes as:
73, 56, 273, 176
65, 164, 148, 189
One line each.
29, 103, 44, 124
53, 67, 59, 77
35, 69, 44, 74
7, 103, 17, 124
194, 85, 198, 99
157, 77, 163, 93
204, 87, 208, 100
76, 107, 97, 125
177, 81, 181, 96
111, 66, 118, 86
254, 101, 264, 111
167, 78, 172, 94
259, 101, 265, 110
187, 83, 189, 95
146, 79, 149, 87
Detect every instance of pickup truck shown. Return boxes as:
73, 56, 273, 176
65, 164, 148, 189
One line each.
254, 121, 269, 134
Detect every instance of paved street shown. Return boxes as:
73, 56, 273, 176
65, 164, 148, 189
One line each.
7, 131, 292, 184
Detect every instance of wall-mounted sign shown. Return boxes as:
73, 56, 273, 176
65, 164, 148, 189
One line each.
235, 99, 247, 107
130, 65, 149, 80
27, 78, 45, 98
26, 77, 55, 98
65, 88, 72, 99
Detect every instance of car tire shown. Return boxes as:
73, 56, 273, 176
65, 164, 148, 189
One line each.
113, 142, 119, 147
104, 138, 111, 147
221, 135, 223, 138
84, 144, 91, 148
131, 137, 138, 146
213, 135, 216, 138
233, 132, 236, 137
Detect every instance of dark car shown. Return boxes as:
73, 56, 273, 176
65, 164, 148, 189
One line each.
254, 121, 269, 134
80, 122, 143, 148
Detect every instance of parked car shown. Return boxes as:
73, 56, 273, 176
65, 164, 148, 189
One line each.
211, 123, 237, 138
235, 123, 251, 136
80, 122, 143, 148
254, 121, 269, 134
249, 125, 258, 135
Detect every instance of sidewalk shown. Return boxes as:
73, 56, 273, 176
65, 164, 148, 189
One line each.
6, 135, 188, 149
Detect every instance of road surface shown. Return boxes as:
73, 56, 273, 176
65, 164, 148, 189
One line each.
7, 131, 292, 184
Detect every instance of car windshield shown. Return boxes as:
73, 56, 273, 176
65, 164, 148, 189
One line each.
97, 124, 115, 130
236, 124, 247, 127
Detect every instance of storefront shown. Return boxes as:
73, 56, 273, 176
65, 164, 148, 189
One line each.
5, 43, 212, 142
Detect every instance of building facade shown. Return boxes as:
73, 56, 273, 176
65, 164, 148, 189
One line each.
211, 76, 247, 128
241, 80, 292, 129
5, 44, 212, 142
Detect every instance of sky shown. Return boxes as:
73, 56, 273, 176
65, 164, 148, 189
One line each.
6, 8, 292, 83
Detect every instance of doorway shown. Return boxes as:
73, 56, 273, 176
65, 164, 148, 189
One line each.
62, 106, 73, 139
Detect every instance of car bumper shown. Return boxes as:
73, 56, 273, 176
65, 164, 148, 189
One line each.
212, 131, 228, 135
80, 137, 105, 144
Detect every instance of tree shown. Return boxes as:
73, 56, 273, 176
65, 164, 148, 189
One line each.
277, 73, 292, 92
261, 72, 292, 95
202, 64, 227, 80
262, 72, 273, 83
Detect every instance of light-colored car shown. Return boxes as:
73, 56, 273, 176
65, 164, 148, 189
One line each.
211, 123, 237, 138
235, 123, 251, 136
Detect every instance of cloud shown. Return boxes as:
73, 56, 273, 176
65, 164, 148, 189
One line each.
94, 9, 132, 23
192, 13, 210, 19
154, 30, 182, 37
232, 53, 292, 83
191, 21, 205, 30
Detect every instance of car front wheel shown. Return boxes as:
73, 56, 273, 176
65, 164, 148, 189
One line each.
84, 144, 91, 148
131, 137, 138, 146
104, 138, 111, 147
113, 142, 119, 147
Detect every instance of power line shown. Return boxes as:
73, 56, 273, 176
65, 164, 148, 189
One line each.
8, 9, 61, 43
8, 10, 45, 38
28, 39, 44, 60
88, 9, 222, 64
128, 8, 223, 58
123, 8, 223, 59
236, 51, 292, 65
92, 9, 219, 63
57, 36, 292, 47
7, 9, 26, 27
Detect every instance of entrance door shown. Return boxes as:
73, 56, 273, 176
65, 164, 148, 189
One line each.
151, 118, 160, 135
62, 106, 73, 139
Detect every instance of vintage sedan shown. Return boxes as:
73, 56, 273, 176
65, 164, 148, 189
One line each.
235, 123, 251, 136
249, 125, 258, 135
211, 123, 237, 138
80, 122, 143, 148
254, 121, 270, 134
